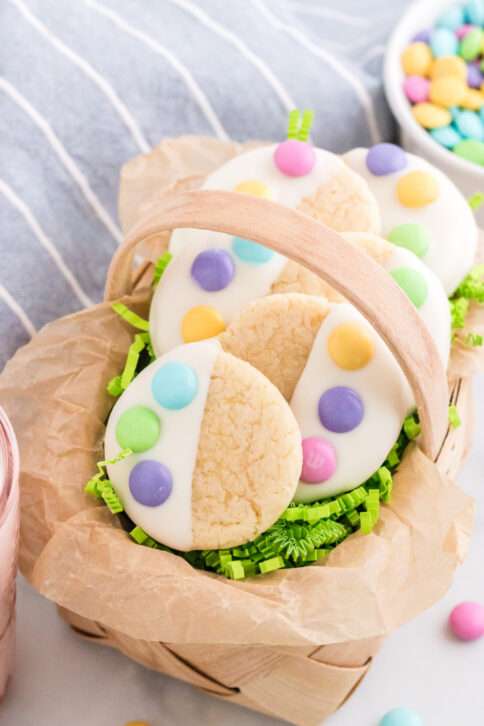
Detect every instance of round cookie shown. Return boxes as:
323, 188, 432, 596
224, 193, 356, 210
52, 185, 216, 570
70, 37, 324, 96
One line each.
343, 144, 478, 295
149, 137, 381, 355
344, 232, 451, 366
105, 340, 302, 550
221, 295, 413, 502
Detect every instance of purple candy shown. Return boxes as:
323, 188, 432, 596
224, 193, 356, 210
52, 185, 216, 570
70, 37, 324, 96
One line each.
191, 248, 235, 292
129, 460, 173, 507
318, 386, 364, 433
365, 143, 407, 176
467, 63, 483, 88
412, 28, 431, 43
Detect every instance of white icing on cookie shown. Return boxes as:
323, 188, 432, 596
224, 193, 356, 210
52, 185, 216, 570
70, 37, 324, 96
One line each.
345, 232, 451, 367
292, 303, 413, 502
105, 340, 220, 550
343, 146, 477, 295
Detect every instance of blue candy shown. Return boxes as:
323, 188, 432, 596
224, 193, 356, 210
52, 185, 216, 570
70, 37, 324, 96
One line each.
436, 5, 465, 29
430, 125, 462, 148
232, 237, 274, 265
151, 361, 199, 410
379, 707, 423, 726
465, 0, 484, 25
455, 110, 484, 140
430, 27, 458, 57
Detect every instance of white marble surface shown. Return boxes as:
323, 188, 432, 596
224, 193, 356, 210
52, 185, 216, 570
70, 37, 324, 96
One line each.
1, 376, 483, 726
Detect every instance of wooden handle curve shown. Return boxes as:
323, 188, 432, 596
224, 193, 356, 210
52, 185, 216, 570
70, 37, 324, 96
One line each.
105, 188, 449, 459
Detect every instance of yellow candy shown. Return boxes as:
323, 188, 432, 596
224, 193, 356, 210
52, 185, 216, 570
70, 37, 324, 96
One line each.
124, 722, 151, 726
462, 88, 484, 110
430, 55, 467, 81
181, 305, 226, 343
327, 323, 374, 370
234, 179, 272, 198
396, 171, 439, 208
411, 102, 452, 129
401, 42, 433, 77
429, 76, 466, 107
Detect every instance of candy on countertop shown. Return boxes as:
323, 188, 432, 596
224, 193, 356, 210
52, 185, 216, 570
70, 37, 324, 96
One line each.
379, 708, 423, 726
449, 601, 484, 640
400, 3, 484, 165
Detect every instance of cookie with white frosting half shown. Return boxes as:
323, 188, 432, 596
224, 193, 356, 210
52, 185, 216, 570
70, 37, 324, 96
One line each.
150, 122, 381, 355
343, 144, 477, 295
221, 295, 414, 502
105, 340, 302, 550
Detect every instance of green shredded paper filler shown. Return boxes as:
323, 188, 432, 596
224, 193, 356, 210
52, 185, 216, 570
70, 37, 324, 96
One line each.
86, 250, 474, 580
449, 264, 484, 346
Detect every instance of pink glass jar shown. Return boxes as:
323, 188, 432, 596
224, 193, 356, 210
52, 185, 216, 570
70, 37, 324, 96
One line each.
0, 408, 19, 701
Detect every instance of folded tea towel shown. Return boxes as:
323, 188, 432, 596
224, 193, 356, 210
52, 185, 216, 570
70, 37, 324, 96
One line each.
0, 0, 408, 370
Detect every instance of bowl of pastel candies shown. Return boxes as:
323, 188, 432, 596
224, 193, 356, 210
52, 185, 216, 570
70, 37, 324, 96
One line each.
385, 0, 484, 213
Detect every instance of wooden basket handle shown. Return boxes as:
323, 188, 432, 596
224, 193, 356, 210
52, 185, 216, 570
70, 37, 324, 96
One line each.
105, 188, 449, 459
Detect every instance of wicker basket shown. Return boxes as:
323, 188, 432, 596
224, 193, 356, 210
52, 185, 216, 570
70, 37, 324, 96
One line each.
0, 188, 474, 726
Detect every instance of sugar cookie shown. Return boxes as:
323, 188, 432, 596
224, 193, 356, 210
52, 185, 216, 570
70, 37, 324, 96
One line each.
343, 144, 478, 294
105, 340, 302, 549
221, 295, 413, 501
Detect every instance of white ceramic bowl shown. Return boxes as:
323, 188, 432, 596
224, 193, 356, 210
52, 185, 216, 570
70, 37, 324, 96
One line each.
384, 0, 484, 223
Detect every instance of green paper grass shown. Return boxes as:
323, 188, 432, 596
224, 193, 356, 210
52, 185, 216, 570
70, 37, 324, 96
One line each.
449, 265, 484, 346
153, 251, 173, 286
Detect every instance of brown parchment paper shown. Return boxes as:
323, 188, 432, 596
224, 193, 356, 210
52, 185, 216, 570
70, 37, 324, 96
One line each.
0, 136, 478, 725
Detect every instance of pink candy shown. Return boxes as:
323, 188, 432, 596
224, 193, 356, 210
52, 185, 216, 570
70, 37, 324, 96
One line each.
456, 24, 474, 39
274, 139, 316, 177
403, 75, 430, 103
449, 601, 484, 641
301, 436, 337, 483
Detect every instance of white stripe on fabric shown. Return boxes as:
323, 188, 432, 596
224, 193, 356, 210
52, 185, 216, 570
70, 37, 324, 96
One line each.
0, 284, 36, 337
0, 179, 94, 308
167, 0, 295, 112
288, 2, 370, 28
83, 0, 229, 141
0, 78, 123, 244
252, 0, 382, 144
9, 0, 150, 154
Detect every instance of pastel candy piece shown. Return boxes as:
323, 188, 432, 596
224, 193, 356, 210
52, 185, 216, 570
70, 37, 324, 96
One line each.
343, 232, 451, 366
344, 146, 478, 294
154, 143, 381, 354
465, 0, 484, 26
455, 109, 484, 139
274, 139, 316, 177
467, 62, 484, 88
327, 322, 374, 370
234, 179, 272, 198
379, 708, 423, 726
449, 601, 484, 640
411, 102, 452, 128
412, 29, 431, 43
459, 27, 483, 60
430, 55, 467, 80
430, 124, 462, 148
430, 28, 458, 58
396, 170, 439, 207
401, 42, 432, 75
366, 143, 407, 175
461, 88, 484, 108
387, 223, 430, 257
454, 137, 484, 163
190, 248, 235, 291
301, 436, 337, 483
116, 406, 161, 453
456, 23, 474, 39
429, 76, 467, 107
436, 5, 465, 30
403, 75, 429, 104
105, 341, 302, 550
221, 295, 414, 501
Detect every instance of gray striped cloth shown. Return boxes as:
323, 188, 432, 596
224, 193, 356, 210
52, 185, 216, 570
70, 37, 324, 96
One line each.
0, 0, 410, 371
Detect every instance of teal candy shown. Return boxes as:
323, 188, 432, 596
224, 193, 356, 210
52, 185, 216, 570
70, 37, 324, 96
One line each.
455, 110, 484, 140
430, 27, 458, 57
479, 106, 484, 125
465, 0, 484, 25
450, 106, 461, 123
379, 708, 423, 726
436, 5, 465, 29
232, 237, 275, 265
430, 125, 462, 148
151, 361, 199, 410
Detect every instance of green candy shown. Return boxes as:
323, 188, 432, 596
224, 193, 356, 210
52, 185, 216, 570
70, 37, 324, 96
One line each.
116, 405, 161, 453
390, 267, 428, 309
459, 28, 483, 61
454, 139, 484, 165
387, 223, 430, 258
